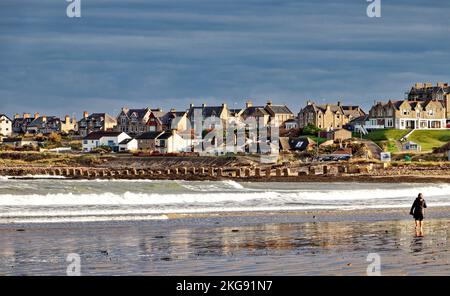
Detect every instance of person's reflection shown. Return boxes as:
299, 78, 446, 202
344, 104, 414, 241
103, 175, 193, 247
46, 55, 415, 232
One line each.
410, 229, 424, 253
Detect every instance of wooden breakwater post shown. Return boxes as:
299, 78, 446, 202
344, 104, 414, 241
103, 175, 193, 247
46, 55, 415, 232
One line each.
208, 167, 215, 177
276, 168, 282, 177
244, 168, 251, 177
236, 168, 242, 178
199, 167, 206, 175
255, 168, 262, 177
265, 168, 271, 177
283, 168, 290, 177
217, 168, 224, 177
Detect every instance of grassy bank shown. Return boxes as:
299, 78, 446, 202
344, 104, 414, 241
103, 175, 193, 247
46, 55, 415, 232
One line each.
407, 130, 450, 151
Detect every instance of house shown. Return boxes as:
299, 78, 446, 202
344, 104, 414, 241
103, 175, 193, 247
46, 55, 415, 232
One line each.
241, 100, 294, 127
0, 114, 12, 137
408, 82, 450, 121
136, 131, 164, 151
402, 141, 421, 152
118, 138, 138, 152
240, 101, 270, 127
298, 101, 359, 130
155, 130, 189, 153
146, 109, 189, 132
368, 99, 446, 129
12, 113, 35, 134
116, 107, 151, 135
26, 113, 61, 134
284, 118, 298, 130
288, 137, 317, 151
326, 129, 352, 141
264, 101, 295, 126
78, 112, 117, 137
61, 115, 78, 133
82, 131, 130, 152
187, 103, 229, 129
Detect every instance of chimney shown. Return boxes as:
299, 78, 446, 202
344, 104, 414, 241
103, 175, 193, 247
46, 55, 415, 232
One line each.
42, 116, 47, 122
307, 100, 313, 106
170, 108, 176, 112
337, 101, 341, 107
65, 115, 70, 123
34, 112, 40, 119
437, 82, 448, 88
189, 103, 194, 108
414, 82, 424, 89
246, 101, 253, 108
202, 103, 206, 108
23, 113, 30, 119
326, 104, 331, 111
14, 113, 20, 119
83, 111, 88, 119
121, 107, 129, 114
267, 100, 272, 106
222, 103, 227, 109
425, 82, 432, 88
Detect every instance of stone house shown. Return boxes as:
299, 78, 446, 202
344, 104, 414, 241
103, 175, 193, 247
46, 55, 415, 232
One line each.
78, 112, 117, 137
408, 82, 450, 120
298, 101, 356, 130
12, 113, 35, 134
368, 99, 446, 129
116, 107, 151, 135
326, 129, 352, 141
135, 131, 164, 151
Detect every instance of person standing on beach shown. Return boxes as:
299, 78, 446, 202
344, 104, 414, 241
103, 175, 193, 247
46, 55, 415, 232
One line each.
410, 193, 427, 231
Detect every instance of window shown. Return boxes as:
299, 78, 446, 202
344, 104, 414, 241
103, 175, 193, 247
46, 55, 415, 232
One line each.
83, 140, 88, 144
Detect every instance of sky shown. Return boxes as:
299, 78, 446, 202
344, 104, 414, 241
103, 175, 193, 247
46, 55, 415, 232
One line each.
1, 0, 450, 118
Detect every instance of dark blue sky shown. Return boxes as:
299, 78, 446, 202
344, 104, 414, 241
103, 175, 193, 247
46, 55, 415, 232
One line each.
1, 0, 449, 118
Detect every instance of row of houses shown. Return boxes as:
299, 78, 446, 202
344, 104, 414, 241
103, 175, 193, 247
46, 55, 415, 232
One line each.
82, 130, 189, 153
2, 82, 450, 141
297, 82, 450, 132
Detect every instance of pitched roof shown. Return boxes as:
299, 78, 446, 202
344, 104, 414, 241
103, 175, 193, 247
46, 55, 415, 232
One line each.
157, 131, 174, 140
136, 131, 163, 140
122, 108, 149, 120
187, 106, 226, 118
119, 138, 134, 145
265, 104, 293, 115
0, 114, 11, 121
242, 106, 269, 117
84, 131, 122, 140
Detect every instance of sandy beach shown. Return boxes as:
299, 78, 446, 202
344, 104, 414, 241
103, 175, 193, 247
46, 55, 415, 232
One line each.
0, 207, 449, 276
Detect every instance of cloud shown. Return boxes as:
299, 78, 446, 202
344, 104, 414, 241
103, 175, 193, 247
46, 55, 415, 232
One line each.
0, 0, 449, 117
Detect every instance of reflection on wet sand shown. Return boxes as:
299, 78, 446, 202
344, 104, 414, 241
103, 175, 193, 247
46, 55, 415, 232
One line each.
0, 218, 449, 275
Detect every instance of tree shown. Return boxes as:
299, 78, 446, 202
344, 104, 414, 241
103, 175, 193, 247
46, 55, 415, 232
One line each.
302, 124, 321, 136
48, 132, 61, 143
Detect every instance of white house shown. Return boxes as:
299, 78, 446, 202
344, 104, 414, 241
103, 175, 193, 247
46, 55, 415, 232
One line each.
119, 138, 138, 152
0, 114, 12, 137
82, 131, 131, 152
155, 130, 190, 153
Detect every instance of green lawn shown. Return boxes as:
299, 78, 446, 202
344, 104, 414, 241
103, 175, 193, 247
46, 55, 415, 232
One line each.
364, 129, 410, 142
407, 130, 450, 152
363, 129, 411, 153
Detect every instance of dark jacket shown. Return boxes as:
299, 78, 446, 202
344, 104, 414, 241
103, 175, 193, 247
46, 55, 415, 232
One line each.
410, 198, 427, 216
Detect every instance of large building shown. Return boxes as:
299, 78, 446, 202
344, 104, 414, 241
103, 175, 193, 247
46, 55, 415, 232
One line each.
368, 99, 446, 129
0, 114, 12, 137
298, 101, 363, 130
116, 107, 151, 135
407, 82, 450, 121
78, 112, 117, 137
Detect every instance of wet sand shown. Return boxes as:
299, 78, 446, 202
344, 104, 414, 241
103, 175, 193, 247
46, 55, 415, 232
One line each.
0, 207, 449, 275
